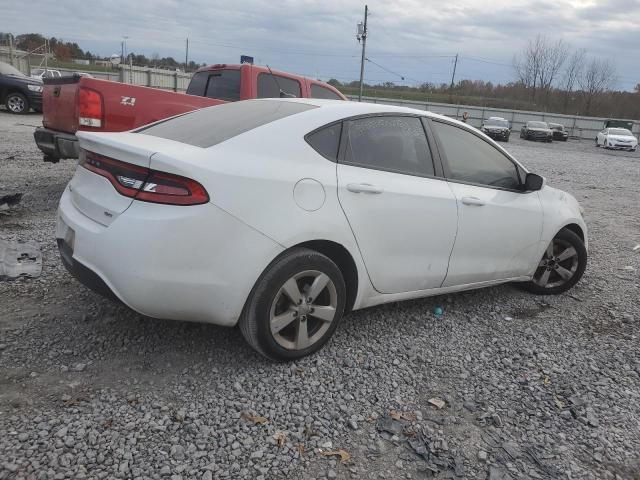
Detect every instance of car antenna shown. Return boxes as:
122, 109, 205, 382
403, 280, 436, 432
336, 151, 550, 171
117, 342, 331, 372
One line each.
266, 64, 296, 98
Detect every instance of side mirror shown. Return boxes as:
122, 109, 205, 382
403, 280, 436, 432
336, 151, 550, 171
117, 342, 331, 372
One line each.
524, 173, 544, 191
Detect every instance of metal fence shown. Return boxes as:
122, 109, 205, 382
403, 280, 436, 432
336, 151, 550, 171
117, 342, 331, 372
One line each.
1, 47, 191, 92
347, 95, 640, 140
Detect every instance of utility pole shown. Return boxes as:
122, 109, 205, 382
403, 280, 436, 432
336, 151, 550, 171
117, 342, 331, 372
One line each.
185, 38, 189, 73
449, 53, 458, 101
357, 5, 368, 102
8, 33, 15, 67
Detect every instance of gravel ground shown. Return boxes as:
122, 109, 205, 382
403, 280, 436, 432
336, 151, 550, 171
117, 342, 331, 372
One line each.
1, 111, 639, 480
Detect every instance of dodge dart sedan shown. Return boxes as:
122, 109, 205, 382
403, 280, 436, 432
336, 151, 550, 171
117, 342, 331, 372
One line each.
56, 99, 588, 360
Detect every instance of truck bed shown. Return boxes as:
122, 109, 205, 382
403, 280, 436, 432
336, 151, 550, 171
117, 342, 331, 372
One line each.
42, 75, 221, 134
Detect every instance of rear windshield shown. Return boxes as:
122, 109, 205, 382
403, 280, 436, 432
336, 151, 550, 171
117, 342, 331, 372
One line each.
136, 100, 316, 147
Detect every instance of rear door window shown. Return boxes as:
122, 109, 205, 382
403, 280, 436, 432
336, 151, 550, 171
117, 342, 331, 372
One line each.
257, 73, 301, 98
186, 70, 241, 101
343, 116, 435, 177
311, 84, 343, 100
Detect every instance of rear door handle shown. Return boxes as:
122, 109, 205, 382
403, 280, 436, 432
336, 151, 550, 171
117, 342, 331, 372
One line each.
346, 183, 384, 194
461, 196, 485, 206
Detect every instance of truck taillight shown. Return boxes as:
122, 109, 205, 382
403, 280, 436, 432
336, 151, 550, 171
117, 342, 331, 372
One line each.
79, 150, 209, 206
78, 87, 103, 128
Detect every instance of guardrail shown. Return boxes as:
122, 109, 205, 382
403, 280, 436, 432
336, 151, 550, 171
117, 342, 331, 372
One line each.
346, 95, 640, 140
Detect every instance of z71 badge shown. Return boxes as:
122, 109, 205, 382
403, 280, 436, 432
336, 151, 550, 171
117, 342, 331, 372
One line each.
120, 96, 136, 106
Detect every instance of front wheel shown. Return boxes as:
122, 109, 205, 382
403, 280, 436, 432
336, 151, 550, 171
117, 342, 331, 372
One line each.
517, 228, 587, 295
5, 92, 29, 114
239, 248, 346, 361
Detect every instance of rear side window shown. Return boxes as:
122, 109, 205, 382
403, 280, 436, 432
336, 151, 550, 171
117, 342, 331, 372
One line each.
257, 73, 301, 98
344, 116, 435, 177
311, 84, 342, 100
137, 100, 316, 147
186, 70, 241, 101
431, 121, 521, 190
306, 123, 342, 161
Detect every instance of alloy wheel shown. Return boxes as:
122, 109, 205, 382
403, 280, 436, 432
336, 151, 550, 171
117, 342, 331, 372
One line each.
532, 239, 579, 289
269, 270, 338, 351
7, 95, 26, 113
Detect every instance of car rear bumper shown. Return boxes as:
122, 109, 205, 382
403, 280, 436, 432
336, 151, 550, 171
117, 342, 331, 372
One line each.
34, 127, 79, 162
56, 185, 284, 326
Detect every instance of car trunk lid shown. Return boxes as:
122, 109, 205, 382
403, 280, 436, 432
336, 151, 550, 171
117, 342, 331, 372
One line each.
69, 132, 167, 226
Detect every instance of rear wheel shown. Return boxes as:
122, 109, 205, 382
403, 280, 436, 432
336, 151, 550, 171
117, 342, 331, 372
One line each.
518, 228, 587, 295
239, 248, 346, 361
5, 92, 29, 114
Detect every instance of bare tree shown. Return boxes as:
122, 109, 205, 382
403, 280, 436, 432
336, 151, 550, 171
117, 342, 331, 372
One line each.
578, 57, 616, 115
514, 35, 568, 106
514, 35, 544, 101
561, 48, 586, 112
538, 39, 569, 103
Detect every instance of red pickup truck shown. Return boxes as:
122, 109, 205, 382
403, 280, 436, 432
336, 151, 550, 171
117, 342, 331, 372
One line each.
34, 63, 345, 162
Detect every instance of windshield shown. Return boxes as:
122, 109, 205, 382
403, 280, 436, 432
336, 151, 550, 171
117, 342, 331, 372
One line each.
528, 121, 548, 128
549, 124, 564, 131
485, 119, 509, 128
0, 62, 26, 77
608, 128, 632, 136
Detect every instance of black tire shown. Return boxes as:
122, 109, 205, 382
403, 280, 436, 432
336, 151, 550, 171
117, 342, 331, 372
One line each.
517, 228, 587, 295
504, 137, 509, 143
5, 92, 29, 114
239, 248, 346, 361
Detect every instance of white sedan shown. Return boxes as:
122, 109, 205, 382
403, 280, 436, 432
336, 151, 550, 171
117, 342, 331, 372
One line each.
56, 99, 588, 360
596, 128, 638, 151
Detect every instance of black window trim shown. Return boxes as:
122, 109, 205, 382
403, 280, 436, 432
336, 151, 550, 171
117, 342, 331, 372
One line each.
303, 120, 344, 163
426, 117, 532, 194
333, 112, 443, 180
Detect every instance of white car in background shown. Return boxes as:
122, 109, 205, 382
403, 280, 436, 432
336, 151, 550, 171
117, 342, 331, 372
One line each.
596, 128, 638, 151
56, 99, 588, 360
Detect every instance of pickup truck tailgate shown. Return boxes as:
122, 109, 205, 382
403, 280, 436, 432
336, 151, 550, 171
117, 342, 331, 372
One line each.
42, 76, 80, 133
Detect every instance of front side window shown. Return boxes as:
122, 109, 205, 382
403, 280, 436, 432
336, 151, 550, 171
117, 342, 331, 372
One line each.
257, 73, 301, 98
344, 116, 435, 177
311, 84, 343, 100
432, 121, 521, 190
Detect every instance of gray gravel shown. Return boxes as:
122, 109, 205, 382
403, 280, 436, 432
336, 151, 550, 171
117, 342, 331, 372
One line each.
1, 111, 640, 480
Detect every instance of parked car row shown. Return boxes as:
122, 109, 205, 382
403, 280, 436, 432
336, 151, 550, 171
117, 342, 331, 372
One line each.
480, 118, 570, 144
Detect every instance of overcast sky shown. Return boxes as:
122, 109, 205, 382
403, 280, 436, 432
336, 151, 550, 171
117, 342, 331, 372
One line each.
3, 0, 639, 90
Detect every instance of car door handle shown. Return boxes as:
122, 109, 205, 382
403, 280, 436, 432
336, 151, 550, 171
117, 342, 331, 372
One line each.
461, 196, 485, 206
346, 183, 384, 194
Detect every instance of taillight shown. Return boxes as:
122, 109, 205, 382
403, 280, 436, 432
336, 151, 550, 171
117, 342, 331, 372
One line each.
79, 150, 209, 206
78, 87, 103, 128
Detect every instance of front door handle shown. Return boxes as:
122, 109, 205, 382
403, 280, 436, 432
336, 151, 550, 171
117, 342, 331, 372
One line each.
346, 183, 384, 194
461, 196, 485, 206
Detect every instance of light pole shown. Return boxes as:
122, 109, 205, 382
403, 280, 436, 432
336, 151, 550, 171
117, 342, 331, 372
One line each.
356, 5, 368, 102
121, 35, 128, 64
